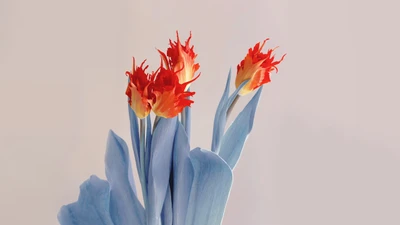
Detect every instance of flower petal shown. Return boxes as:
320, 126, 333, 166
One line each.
172, 123, 194, 225
125, 58, 153, 118
57, 176, 115, 225
166, 31, 200, 86
105, 130, 145, 225
147, 117, 178, 225
185, 148, 233, 225
218, 87, 263, 169
128, 105, 141, 174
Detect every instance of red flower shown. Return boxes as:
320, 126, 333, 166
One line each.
235, 39, 286, 96
125, 58, 155, 118
125, 32, 201, 118
158, 31, 200, 89
151, 65, 197, 118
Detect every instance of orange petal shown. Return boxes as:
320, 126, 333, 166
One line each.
235, 39, 286, 96
166, 31, 200, 86
151, 65, 196, 118
125, 58, 153, 118
127, 83, 152, 118
152, 88, 194, 118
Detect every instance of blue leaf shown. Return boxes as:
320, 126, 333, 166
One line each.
105, 130, 145, 225
147, 117, 177, 225
219, 87, 263, 169
185, 148, 233, 225
161, 186, 173, 225
57, 175, 115, 225
145, 115, 152, 179
211, 71, 249, 153
128, 105, 141, 175
172, 123, 194, 225
211, 70, 231, 152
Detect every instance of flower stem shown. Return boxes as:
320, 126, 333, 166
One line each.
214, 94, 241, 154
180, 110, 186, 128
181, 89, 191, 139
139, 118, 148, 209
153, 116, 161, 132
226, 94, 240, 119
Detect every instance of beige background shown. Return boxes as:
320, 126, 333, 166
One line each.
1, 0, 400, 224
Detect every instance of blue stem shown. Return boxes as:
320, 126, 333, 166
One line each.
180, 111, 185, 129
139, 118, 148, 211
181, 87, 191, 140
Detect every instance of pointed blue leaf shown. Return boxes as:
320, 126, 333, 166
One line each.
211, 70, 231, 152
128, 105, 141, 175
161, 186, 173, 225
211, 72, 249, 153
147, 117, 177, 225
105, 130, 145, 225
145, 115, 152, 179
58, 175, 115, 225
172, 123, 194, 225
219, 87, 263, 169
185, 148, 233, 225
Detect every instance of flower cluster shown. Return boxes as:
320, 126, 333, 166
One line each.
58, 31, 286, 225
125, 32, 200, 119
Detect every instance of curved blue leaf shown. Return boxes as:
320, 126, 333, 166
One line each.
161, 186, 173, 225
211, 70, 231, 152
105, 130, 145, 225
147, 117, 177, 225
128, 105, 141, 175
211, 72, 249, 153
219, 87, 263, 169
185, 148, 233, 225
172, 123, 194, 225
58, 175, 115, 225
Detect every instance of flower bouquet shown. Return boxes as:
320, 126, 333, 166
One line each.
58, 31, 285, 225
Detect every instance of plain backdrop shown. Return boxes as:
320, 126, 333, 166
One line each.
1, 0, 400, 224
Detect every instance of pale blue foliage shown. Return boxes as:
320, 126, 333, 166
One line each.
128, 106, 141, 174
172, 123, 194, 225
105, 130, 145, 225
58, 71, 263, 225
147, 117, 177, 225
58, 176, 115, 225
211, 71, 249, 153
211, 70, 231, 152
219, 87, 263, 169
185, 148, 233, 225
161, 186, 173, 225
